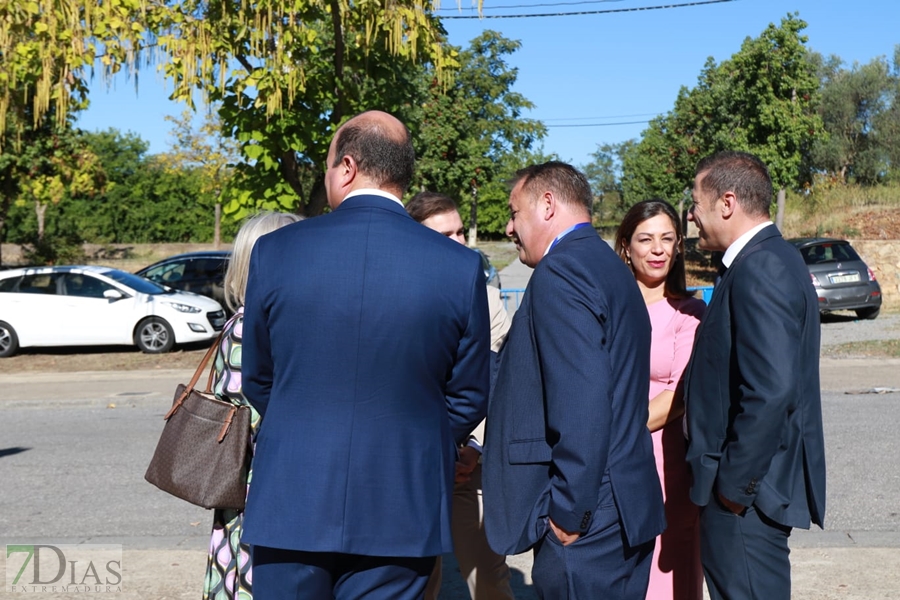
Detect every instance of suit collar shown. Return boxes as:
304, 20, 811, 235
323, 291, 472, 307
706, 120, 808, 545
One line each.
344, 188, 403, 206
335, 193, 411, 218
719, 224, 782, 279
546, 223, 597, 254
723, 222, 775, 268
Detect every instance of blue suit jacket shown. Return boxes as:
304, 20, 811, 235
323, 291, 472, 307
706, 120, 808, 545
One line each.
482, 226, 665, 555
684, 225, 826, 529
240, 195, 491, 557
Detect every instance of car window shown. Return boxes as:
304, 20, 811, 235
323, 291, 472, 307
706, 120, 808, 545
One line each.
105, 270, 168, 295
802, 243, 862, 264
144, 262, 185, 284
190, 258, 228, 279
18, 273, 61, 294
63, 273, 115, 299
0, 275, 21, 292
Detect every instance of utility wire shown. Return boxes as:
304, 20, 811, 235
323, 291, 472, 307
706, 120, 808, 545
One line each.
543, 112, 660, 121
441, 0, 735, 19
437, 0, 625, 11
546, 119, 651, 127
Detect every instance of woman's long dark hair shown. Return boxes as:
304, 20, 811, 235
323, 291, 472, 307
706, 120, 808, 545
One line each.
614, 199, 690, 299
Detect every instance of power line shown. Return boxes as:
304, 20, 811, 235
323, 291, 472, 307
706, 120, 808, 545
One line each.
543, 112, 661, 122
437, 0, 625, 11
546, 119, 651, 127
441, 0, 735, 19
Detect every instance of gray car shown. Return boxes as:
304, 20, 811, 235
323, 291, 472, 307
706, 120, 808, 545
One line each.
789, 238, 882, 319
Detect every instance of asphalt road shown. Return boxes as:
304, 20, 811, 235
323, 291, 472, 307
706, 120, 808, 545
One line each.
2, 357, 900, 599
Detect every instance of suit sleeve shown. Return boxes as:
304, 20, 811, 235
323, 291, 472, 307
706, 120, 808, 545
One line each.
241, 241, 274, 418
531, 257, 611, 533
717, 252, 805, 507
445, 261, 491, 446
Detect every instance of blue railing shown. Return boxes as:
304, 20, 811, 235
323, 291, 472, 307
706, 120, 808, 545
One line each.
500, 288, 526, 312
502, 285, 716, 312
688, 286, 715, 304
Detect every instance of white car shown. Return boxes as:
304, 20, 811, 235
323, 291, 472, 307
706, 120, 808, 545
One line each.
0, 265, 226, 357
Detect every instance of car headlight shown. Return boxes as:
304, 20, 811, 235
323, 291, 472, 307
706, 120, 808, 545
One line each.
163, 301, 202, 313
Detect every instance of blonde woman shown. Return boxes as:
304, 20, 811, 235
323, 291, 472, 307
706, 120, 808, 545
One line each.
203, 211, 301, 600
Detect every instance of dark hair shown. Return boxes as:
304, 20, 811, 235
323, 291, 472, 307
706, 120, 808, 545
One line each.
332, 115, 416, 194
405, 191, 458, 224
615, 199, 690, 299
694, 151, 773, 217
510, 161, 592, 214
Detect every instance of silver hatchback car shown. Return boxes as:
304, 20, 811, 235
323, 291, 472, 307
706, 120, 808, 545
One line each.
789, 238, 882, 319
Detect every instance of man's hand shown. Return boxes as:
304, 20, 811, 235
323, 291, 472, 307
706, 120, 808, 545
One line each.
549, 518, 581, 546
718, 492, 746, 515
454, 445, 480, 484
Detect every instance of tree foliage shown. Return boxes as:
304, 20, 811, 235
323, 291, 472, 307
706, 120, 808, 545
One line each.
581, 140, 635, 223
412, 30, 546, 239
621, 14, 824, 209
810, 51, 900, 184
0, 0, 465, 151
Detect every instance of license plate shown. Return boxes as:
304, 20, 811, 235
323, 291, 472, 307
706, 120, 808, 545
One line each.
829, 273, 860, 284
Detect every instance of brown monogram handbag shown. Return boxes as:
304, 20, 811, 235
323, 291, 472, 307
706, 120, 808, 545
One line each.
144, 334, 251, 510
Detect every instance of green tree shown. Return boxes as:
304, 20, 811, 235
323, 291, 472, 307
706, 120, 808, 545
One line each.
582, 140, 636, 223
220, 18, 429, 219
412, 30, 546, 241
159, 108, 240, 245
0, 0, 460, 148
621, 14, 824, 228
810, 54, 894, 184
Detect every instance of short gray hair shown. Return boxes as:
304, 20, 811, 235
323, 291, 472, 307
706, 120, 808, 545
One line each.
224, 211, 302, 312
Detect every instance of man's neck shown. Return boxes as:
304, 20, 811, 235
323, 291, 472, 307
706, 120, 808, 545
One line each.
543, 216, 591, 255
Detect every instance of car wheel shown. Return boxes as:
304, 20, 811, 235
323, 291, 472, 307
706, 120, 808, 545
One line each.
855, 306, 880, 320
134, 317, 175, 353
0, 321, 19, 358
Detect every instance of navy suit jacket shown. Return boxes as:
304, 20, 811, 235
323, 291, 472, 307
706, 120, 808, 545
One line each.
240, 195, 491, 557
482, 226, 665, 555
684, 225, 826, 529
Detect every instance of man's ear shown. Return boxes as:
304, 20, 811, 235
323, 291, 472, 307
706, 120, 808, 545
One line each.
338, 154, 358, 188
720, 191, 737, 219
541, 191, 556, 221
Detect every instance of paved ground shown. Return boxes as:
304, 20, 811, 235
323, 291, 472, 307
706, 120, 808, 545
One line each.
1, 257, 898, 599
2, 357, 900, 599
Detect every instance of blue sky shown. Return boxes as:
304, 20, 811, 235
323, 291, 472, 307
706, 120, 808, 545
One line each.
76, 0, 900, 168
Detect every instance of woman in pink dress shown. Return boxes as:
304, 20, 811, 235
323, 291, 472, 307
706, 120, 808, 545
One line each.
615, 199, 706, 600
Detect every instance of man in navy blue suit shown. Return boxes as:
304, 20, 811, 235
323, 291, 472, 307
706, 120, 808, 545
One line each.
240, 110, 491, 599
683, 151, 826, 600
482, 162, 665, 598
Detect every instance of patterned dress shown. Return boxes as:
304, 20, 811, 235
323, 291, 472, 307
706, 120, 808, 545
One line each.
202, 307, 261, 600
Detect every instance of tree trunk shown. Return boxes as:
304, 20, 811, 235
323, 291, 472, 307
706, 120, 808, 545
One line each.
306, 174, 328, 217
775, 188, 786, 231
467, 185, 478, 248
36, 202, 47, 241
214, 202, 221, 248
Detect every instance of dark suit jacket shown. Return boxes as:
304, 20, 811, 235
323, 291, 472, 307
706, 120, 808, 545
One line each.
240, 194, 491, 557
684, 225, 826, 529
482, 226, 665, 555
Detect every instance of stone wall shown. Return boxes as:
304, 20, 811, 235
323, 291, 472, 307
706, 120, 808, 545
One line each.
851, 240, 899, 312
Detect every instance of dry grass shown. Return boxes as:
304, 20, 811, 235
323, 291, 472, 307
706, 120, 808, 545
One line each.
781, 183, 900, 239
0, 343, 211, 374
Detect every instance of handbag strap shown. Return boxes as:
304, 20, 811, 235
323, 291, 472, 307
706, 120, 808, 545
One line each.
164, 331, 226, 420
